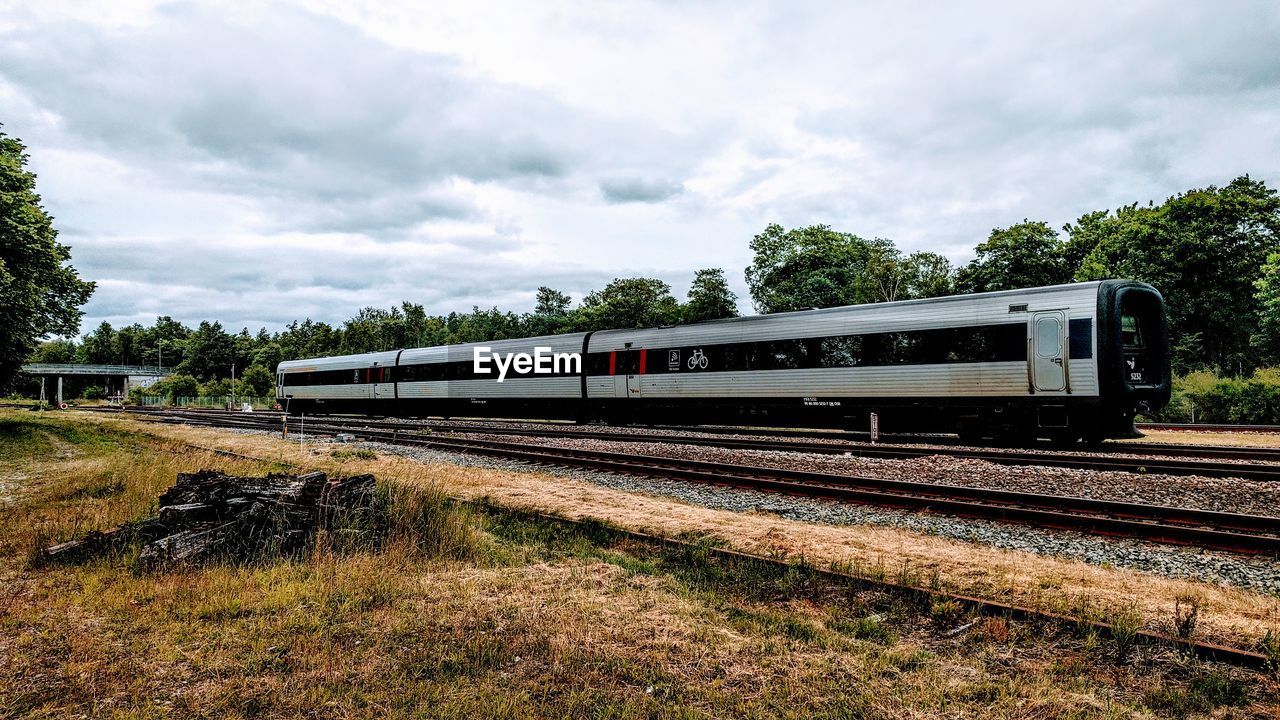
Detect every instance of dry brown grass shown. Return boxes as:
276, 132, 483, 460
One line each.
1, 409, 1277, 719
1128, 429, 1280, 448
104, 412, 1280, 650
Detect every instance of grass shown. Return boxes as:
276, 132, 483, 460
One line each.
0, 409, 1277, 718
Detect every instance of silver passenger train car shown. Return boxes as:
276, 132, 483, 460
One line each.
277, 280, 1170, 443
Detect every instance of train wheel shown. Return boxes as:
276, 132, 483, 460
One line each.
956, 419, 988, 444
1047, 430, 1082, 447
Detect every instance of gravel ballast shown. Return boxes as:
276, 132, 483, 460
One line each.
459, 433, 1280, 518
275, 429, 1280, 594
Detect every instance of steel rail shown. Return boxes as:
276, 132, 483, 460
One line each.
86, 406, 1280, 481
97, 407, 1280, 555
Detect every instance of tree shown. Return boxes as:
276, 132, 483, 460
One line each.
144, 316, 191, 368
1255, 253, 1280, 365
745, 224, 897, 313
239, 365, 275, 397
527, 286, 575, 336
275, 319, 338, 361
113, 323, 142, 365
28, 338, 77, 363
78, 322, 118, 364
253, 341, 284, 372
858, 242, 911, 303
955, 220, 1072, 293
902, 252, 955, 299
0, 128, 95, 385
445, 307, 526, 344
1071, 176, 1280, 374
534, 286, 571, 317
684, 268, 738, 323
164, 374, 199, 401
577, 278, 680, 330
176, 321, 234, 380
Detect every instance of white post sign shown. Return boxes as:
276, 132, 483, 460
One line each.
870, 411, 880, 444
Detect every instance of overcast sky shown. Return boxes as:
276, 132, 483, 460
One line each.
2, 1, 1278, 335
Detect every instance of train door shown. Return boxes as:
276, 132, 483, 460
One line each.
372, 363, 395, 400
610, 347, 644, 398
625, 349, 646, 399
1030, 310, 1066, 392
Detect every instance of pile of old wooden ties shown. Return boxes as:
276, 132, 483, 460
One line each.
39, 470, 377, 568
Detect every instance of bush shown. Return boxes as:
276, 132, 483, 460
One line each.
164, 374, 199, 401
80, 386, 107, 400
198, 378, 231, 397
240, 365, 275, 398
1152, 368, 1280, 424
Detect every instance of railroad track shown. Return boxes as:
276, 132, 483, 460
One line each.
86, 407, 1280, 556
87, 406, 1280, 481
156, 440, 1280, 671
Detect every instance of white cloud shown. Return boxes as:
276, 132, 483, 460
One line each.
0, 0, 1277, 332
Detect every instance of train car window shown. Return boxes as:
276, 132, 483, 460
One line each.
616, 350, 639, 374
1121, 314, 1143, 347
1068, 319, 1093, 360
820, 336, 862, 368
1035, 316, 1062, 357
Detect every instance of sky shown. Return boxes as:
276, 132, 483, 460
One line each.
2, 1, 1278, 335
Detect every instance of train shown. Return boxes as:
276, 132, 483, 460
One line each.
276, 279, 1170, 444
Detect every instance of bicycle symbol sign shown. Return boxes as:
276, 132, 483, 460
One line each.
687, 349, 709, 370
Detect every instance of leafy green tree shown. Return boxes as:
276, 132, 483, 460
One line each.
445, 307, 527, 344
144, 316, 191, 369
252, 341, 284, 372
164, 374, 199, 401
78, 321, 118, 364
527, 286, 575, 336
534, 286, 572, 316
745, 224, 888, 313
955, 220, 1072, 293
858, 242, 912, 302
176, 321, 234, 380
902, 252, 955, 298
1255, 253, 1280, 365
0, 129, 95, 386
28, 338, 77, 363
341, 306, 399, 354
577, 277, 680, 330
394, 302, 439, 348
239, 365, 275, 397
683, 268, 738, 323
198, 378, 231, 396
275, 319, 338, 361
1071, 176, 1280, 373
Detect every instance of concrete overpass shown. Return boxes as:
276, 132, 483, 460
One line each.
20, 364, 173, 405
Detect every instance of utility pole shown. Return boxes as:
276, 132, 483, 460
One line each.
231, 362, 236, 410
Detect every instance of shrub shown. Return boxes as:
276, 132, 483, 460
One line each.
198, 378, 231, 397
165, 374, 199, 401
1153, 368, 1280, 424
80, 386, 107, 400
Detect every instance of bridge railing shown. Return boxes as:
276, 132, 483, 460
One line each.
22, 363, 173, 376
